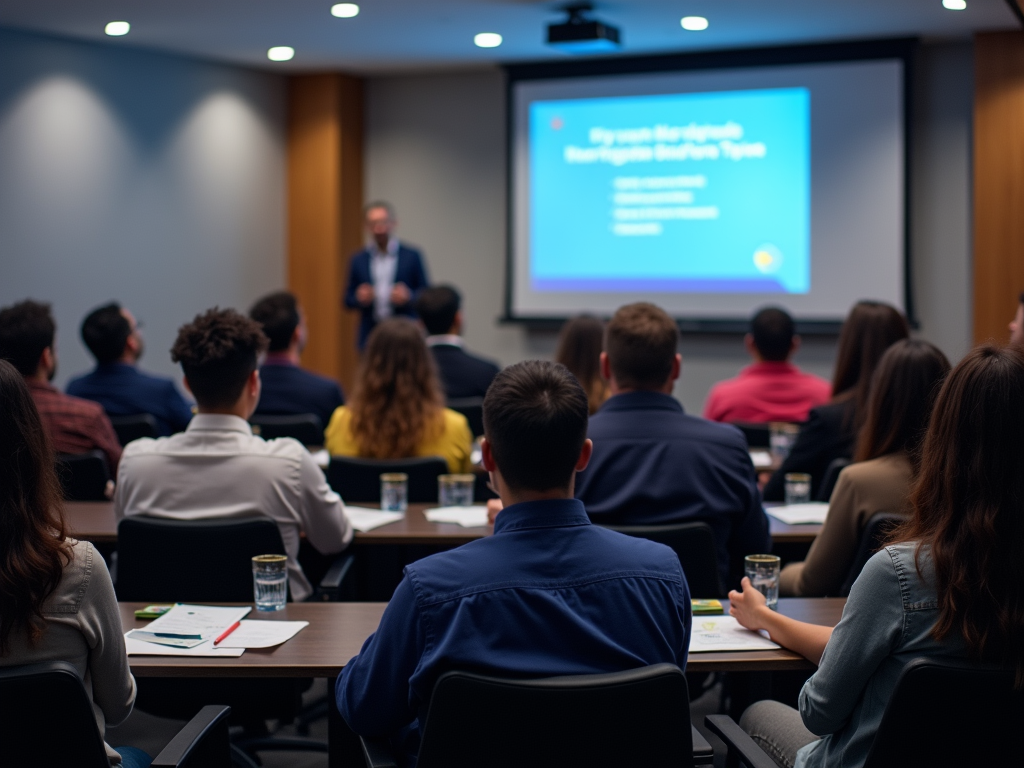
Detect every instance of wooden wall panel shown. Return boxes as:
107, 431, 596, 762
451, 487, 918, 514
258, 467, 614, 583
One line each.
973, 31, 1024, 345
287, 74, 363, 395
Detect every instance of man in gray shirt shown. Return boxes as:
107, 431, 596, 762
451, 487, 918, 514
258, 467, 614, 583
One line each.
114, 308, 352, 600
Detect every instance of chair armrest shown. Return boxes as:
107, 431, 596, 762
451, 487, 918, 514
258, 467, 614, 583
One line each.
315, 552, 356, 602
705, 714, 779, 768
691, 724, 714, 765
360, 736, 399, 768
152, 705, 231, 767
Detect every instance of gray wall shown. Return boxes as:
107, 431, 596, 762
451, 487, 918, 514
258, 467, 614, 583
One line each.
365, 42, 974, 413
0, 29, 287, 389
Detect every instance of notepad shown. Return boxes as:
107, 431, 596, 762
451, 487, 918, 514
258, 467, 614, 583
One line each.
767, 502, 830, 525
688, 616, 781, 653
345, 505, 405, 532
749, 450, 773, 468
215, 620, 308, 648
126, 604, 251, 648
125, 634, 245, 657
424, 506, 490, 528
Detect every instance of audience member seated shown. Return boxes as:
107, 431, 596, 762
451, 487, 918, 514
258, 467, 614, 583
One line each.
780, 340, 950, 596
762, 301, 909, 501
574, 302, 769, 588
414, 285, 499, 399
555, 315, 609, 415
66, 302, 193, 437
0, 360, 148, 768
336, 360, 691, 766
114, 308, 352, 601
0, 300, 121, 472
729, 344, 1024, 768
324, 318, 472, 473
249, 290, 345, 429
1010, 291, 1023, 349
703, 307, 830, 424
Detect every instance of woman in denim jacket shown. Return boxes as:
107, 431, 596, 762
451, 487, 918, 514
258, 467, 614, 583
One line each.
730, 344, 1024, 768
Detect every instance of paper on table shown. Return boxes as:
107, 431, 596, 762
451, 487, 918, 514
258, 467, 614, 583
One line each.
309, 449, 330, 469
126, 604, 251, 648
749, 450, 773, 469
345, 505, 405, 532
688, 616, 781, 653
215, 620, 309, 649
767, 502, 830, 525
125, 634, 245, 657
424, 506, 490, 528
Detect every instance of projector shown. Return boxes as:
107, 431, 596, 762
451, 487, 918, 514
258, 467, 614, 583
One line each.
547, 4, 621, 53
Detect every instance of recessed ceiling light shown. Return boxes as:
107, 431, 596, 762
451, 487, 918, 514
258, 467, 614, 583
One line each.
474, 32, 503, 48
105, 21, 130, 36
267, 46, 295, 62
942, 0, 966, 8
681, 16, 709, 31
331, 3, 360, 18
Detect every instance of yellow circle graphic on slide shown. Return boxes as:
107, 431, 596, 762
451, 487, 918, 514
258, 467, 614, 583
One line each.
753, 244, 783, 274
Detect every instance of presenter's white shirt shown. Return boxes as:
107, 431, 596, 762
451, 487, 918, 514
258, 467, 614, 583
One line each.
370, 238, 400, 322
113, 414, 353, 600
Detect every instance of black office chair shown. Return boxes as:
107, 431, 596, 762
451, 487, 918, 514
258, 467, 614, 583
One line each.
108, 413, 159, 445
603, 522, 723, 598
708, 657, 1024, 768
360, 664, 713, 768
815, 457, 852, 502
446, 397, 484, 438
731, 421, 772, 448
837, 512, 904, 597
0, 661, 230, 767
250, 413, 324, 446
55, 450, 111, 501
326, 456, 448, 503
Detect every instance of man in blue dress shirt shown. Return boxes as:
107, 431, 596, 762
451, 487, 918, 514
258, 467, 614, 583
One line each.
337, 360, 691, 765
575, 302, 770, 591
66, 303, 192, 437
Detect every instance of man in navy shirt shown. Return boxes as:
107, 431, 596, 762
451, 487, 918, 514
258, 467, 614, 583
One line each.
67, 303, 192, 437
575, 302, 770, 590
337, 360, 691, 765
249, 291, 345, 431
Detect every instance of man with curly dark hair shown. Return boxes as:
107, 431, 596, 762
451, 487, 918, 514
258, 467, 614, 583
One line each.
114, 307, 353, 600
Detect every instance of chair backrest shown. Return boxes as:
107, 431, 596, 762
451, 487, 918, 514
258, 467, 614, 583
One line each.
416, 664, 693, 768
603, 522, 723, 598
838, 513, 904, 597
446, 397, 484, 438
0, 661, 112, 767
730, 421, 771, 448
55, 450, 111, 501
116, 515, 286, 602
326, 456, 448, 503
864, 657, 1024, 768
250, 413, 324, 446
107, 413, 159, 445
815, 457, 852, 502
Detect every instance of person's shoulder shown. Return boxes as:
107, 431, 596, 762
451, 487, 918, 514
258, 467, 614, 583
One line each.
841, 453, 911, 484
120, 433, 173, 460
678, 412, 748, 449
398, 242, 424, 259
589, 525, 686, 575
463, 348, 501, 373
297, 366, 344, 393
63, 390, 107, 417
441, 407, 471, 433
65, 371, 93, 394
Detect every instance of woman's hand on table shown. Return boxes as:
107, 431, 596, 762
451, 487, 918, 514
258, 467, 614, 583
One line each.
729, 577, 773, 631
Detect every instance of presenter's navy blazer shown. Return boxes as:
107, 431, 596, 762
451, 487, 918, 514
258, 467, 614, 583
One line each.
344, 244, 429, 347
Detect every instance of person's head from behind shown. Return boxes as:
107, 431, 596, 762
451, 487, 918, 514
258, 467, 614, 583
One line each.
601, 303, 680, 394
1010, 292, 1024, 349
0, 300, 57, 381
894, 345, 1024, 685
171, 308, 268, 416
481, 360, 591, 501
249, 291, 305, 355
349, 317, 444, 459
831, 301, 909, 410
81, 302, 143, 365
364, 200, 396, 251
555, 315, 606, 413
0, 359, 69, 653
854, 339, 951, 466
414, 285, 461, 337
747, 307, 797, 363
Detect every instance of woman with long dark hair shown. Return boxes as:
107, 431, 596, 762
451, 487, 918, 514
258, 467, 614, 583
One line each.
555, 315, 609, 415
0, 360, 144, 766
730, 344, 1024, 768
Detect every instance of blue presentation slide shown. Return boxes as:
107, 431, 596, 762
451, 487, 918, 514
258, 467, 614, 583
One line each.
529, 87, 811, 294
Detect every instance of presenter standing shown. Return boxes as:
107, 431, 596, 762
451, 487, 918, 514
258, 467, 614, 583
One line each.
344, 201, 429, 349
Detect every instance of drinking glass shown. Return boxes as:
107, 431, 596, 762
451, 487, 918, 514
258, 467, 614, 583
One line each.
769, 423, 800, 462
252, 554, 288, 612
784, 472, 812, 505
744, 554, 781, 610
438, 474, 475, 507
380, 472, 408, 512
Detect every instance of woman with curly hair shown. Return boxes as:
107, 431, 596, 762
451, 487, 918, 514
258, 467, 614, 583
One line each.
325, 318, 473, 472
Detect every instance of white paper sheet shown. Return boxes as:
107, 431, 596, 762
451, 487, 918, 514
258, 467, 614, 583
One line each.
767, 502, 830, 525
345, 505, 405, 532
216, 620, 309, 649
749, 450, 773, 468
688, 616, 781, 653
309, 449, 330, 469
126, 604, 251, 648
125, 634, 245, 657
424, 506, 490, 528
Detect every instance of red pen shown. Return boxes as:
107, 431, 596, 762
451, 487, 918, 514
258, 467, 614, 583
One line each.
213, 621, 241, 646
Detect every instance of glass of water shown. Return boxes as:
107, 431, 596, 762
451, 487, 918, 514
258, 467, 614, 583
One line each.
784, 472, 812, 505
252, 554, 288, 612
438, 474, 475, 507
769, 423, 799, 462
745, 554, 781, 610
380, 472, 408, 512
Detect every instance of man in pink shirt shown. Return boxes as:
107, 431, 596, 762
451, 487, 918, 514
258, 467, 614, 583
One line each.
704, 307, 831, 424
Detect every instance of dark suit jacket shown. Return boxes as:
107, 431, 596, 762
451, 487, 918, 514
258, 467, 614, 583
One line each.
429, 343, 500, 400
344, 244, 429, 347
761, 399, 857, 502
254, 361, 345, 430
66, 362, 192, 436
575, 391, 770, 589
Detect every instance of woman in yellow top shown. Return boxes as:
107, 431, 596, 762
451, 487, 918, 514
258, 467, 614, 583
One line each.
325, 317, 473, 473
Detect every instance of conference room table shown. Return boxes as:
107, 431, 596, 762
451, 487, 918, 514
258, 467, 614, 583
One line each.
121, 597, 845, 766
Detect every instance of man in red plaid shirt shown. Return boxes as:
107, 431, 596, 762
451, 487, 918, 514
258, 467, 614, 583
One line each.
0, 300, 121, 473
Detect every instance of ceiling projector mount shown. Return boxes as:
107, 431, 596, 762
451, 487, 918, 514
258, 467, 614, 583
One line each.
547, 3, 622, 53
